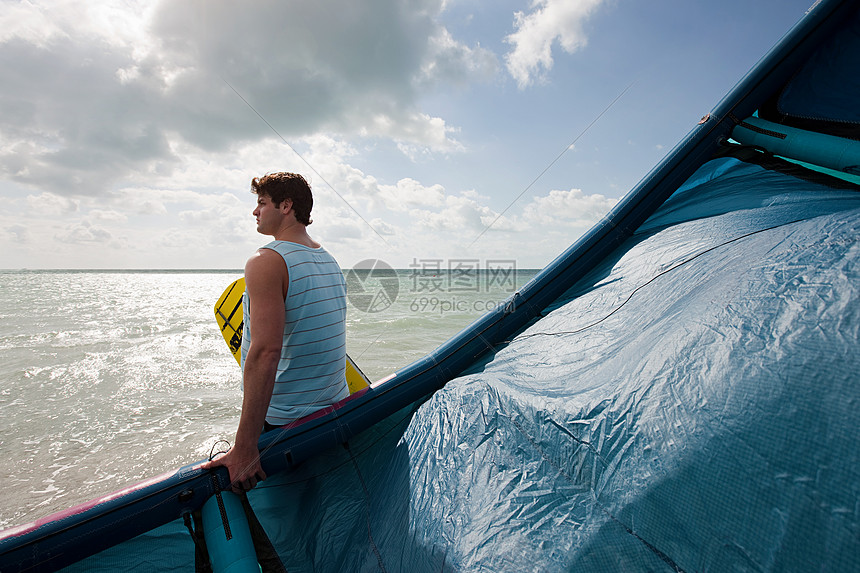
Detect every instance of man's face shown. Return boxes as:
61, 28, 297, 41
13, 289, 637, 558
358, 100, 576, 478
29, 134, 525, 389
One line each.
252, 194, 289, 235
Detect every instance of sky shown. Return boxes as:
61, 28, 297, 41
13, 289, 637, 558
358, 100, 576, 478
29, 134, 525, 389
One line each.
0, 0, 817, 270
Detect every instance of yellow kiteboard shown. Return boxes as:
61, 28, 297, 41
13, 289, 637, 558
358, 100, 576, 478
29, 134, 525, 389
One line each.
214, 277, 370, 394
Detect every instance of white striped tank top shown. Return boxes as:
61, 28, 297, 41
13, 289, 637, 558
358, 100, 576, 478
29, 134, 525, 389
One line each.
241, 241, 349, 425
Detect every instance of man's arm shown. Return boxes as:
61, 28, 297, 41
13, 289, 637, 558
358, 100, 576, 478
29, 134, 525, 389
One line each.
202, 249, 286, 492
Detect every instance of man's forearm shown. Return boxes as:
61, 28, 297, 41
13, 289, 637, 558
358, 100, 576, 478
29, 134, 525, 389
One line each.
234, 347, 280, 449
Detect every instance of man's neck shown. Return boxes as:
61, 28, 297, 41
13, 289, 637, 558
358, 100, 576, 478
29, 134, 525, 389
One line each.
273, 222, 319, 248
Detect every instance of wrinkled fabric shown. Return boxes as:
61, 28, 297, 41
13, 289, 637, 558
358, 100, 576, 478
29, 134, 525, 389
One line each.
388, 159, 860, 572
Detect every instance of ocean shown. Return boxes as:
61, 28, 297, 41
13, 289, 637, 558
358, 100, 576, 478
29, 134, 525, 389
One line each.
0, 267, 538, 529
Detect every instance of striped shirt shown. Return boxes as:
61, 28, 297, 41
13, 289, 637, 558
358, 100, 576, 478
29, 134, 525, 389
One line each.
241, 241, 349, 425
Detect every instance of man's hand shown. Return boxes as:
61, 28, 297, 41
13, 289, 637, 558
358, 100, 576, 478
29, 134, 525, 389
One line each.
200, 443, 267, 494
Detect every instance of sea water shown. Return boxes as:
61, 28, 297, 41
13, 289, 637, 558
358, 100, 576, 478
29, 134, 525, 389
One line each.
0, 267, 537, 529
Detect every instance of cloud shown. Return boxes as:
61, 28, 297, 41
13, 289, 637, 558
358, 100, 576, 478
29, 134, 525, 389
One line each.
0, 35, 178, 195
26, 192, 80, 215
409, 193, 496, 233
522, 187, 616, 226
0, 1, 152, 48
378, 178, 446, 210
90, 209, 129, 223
0, 0, 495, 197
505, 0, 605, 88
322, 218, 365, 242
136, 200, 169, 216
369, 218, 397, 236
56, 221, 113, 244
6, 224, 29, 244
418, 26, 498, 88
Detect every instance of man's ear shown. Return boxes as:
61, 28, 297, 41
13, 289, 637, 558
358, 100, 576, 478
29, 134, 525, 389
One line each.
280, 198, 293, 213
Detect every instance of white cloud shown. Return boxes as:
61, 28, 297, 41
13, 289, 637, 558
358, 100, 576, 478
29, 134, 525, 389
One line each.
5, 224, 29, 244
378, 178, 446, 210
369, 218, 397, 236
409, 193, 495, 233
505, 0, 605, 88
522, 187, 616, 226
322, 218, 365, 242
26, 192, 80, 215
56, 221, 113, 244
156, 228, 197, 249
90, 210, 128, 223
418, 26, 498, 87
0, 1, 154, 49
136, 200, 169, 216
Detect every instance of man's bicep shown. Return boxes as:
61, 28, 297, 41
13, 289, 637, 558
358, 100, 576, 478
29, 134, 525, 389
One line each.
245, 251, 287, 351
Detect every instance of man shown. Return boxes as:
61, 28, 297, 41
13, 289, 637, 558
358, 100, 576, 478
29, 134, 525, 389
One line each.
203, 172, 349, 493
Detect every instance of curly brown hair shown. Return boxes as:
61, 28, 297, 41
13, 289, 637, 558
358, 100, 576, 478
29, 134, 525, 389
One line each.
251, 172, 314, 225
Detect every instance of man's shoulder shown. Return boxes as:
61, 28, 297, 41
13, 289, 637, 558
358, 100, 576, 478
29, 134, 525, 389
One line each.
247, 246, 285, 267
245, 248, 288, 286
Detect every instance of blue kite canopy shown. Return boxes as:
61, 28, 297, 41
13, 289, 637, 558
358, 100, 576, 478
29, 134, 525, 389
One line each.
393, 155, 860, 571
2, 0, 859, 571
